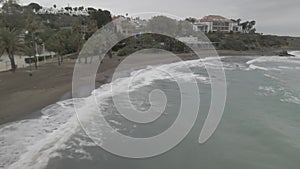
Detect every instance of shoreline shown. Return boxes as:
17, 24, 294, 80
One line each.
0, 49, 296, 125
217, 49, 286, 56
0, 52, 196, 125
0, 56, 121, 125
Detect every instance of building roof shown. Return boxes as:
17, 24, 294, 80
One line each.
200, 15, 234, 23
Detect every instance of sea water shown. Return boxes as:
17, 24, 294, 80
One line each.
1, 55, 300, 169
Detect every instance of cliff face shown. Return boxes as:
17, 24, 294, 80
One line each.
288, 37, 300, 50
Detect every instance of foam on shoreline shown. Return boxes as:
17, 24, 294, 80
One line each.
1, 57, 218, 168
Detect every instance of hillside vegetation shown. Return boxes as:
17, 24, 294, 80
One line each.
207, 32, 300, 51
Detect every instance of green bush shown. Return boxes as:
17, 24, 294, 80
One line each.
207, 32, 293, 51
68, 53, 78, 60
117, 47, 136, 56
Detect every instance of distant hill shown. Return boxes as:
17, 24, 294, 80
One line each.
207, 33, 300, 51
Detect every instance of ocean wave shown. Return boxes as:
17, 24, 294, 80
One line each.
257, 86, 300, 105
248, 64, 282, 71
280, 92, 300, 105
288, 50, 300, 57
246, 55, 300, 72
249, 64, 269, 71
2, 56, 298, 168
257, 86, 285, 96
247, 56, 300, 65
263, 74, 280, 80
1, 58, 216, 169
277, 66, 300, 70
0, 102, 78, 169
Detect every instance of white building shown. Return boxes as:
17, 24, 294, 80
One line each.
113, 16, 148, 36
193, 15, 242, 33
34, 7, 89, 16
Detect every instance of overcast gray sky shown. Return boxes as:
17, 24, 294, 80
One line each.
20, 0, 300, 36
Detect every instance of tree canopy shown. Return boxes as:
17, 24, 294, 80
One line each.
0, 0, 114, 70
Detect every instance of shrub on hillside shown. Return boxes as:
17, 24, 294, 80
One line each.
117, 47, 136, 56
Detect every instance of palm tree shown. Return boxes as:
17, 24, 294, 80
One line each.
25, 13, 39, 69
0, 28, 22, 72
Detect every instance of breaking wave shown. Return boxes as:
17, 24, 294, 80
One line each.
1, 57, 223, 169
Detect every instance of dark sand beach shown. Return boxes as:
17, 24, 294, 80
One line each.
0, 50, 281, 125
1, 49, 300, 169
0, 56, 122, 124
0, 53, 191, 124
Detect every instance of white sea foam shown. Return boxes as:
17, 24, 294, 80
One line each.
288, 50, 300, 57
109, 120, 122, 126
264, 74, 280, 80
2, 55, 299, 168
258, 85, 300, 105
0, 101, 78, 169
248, 64, 280, 71
278, 66, 300, 70
247, 56, 300, 65
246, 56, 300, 71
257, 86, 285, 97
280, 96, 300, 105
1, 58, 217, 169
258, 86, 276, 95
281, 92, 300, 105
249, 64, 269, 71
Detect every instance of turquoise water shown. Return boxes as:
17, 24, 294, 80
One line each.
1, 55, 300, 169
